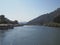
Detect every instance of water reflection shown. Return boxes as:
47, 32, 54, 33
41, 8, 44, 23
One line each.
0, 30, 6, 45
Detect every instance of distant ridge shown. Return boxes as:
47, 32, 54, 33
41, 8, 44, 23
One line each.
27, 8, 60, 25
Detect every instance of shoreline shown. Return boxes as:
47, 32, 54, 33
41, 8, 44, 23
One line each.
0, 24, 24, 30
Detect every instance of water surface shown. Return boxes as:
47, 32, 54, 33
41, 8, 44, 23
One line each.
0, 26, 60, 45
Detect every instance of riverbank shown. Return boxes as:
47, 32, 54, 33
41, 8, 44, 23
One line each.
26, 22, 60, 27
0, 24, 24, 30
43, 22, 60, 27
0, 15, 24, 30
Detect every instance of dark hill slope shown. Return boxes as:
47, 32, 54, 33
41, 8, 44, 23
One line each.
0, 15, 19, 24
27, 8, 60, 25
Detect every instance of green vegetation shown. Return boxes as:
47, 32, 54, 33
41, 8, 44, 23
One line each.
0, 15, 19, 24
44, 22, 60, 27
44, 15, 60, 27
0, 15, 24, 27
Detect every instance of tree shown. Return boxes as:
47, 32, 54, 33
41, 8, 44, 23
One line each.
14, 20, 18, 24
53, 15, 60, 23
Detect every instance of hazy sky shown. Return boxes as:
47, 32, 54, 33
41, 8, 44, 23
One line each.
0, 0, 60, 22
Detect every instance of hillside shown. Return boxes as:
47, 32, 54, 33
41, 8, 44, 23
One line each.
27, 8, 60, 25
0, 15, 19, 24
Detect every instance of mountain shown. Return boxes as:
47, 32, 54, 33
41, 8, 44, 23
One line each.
27, 8, 60, 25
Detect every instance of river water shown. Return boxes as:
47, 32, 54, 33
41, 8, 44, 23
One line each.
0, 25, 60, 45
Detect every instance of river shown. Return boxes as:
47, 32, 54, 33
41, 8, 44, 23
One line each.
0, 25, 60, 45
